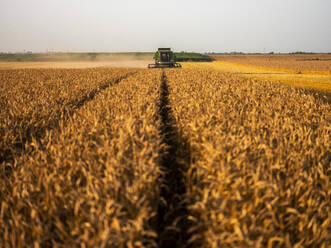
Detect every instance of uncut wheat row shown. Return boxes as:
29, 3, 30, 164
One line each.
165, 68, 330, 247
0, 69, 163, 247
0, 68, 136, 164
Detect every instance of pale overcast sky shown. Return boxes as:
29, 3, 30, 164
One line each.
0, 0, 330, 53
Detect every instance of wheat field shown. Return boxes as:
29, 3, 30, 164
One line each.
210, 54, 331, 72
0, 64, 330, 247
183, 61, 331, 91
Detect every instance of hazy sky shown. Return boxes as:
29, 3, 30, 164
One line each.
1, 0, 330, 53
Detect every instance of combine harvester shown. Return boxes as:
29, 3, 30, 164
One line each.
148, 48, 182, 68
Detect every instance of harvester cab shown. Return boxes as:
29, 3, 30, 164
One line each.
148, 48, 182, 68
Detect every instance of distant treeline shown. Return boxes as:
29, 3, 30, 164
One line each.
207, 51, 331, 55
0, 52, 214, 62
175, 52, 212, 62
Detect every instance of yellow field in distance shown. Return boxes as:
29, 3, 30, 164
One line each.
183, 61, 331, 91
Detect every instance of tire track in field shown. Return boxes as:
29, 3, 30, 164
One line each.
156, 70, 199, 248
62, 72, 136, 114
0, 72, 136, 172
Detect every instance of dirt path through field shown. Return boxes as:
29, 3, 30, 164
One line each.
156, 70, 197, 248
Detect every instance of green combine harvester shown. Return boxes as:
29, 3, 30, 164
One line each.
148, 48, 182, 68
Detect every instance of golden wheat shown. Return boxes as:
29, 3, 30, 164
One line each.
0, 68, 136, 163
1, 65, 330, 247
165, 68, 330, 247
183, 61, 331, 91
211, 54, 331, 72
0, 69, 163, 247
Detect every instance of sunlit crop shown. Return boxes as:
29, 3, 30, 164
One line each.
165, 68, 330, 247
0, 68, 163, 247
183, 61, 331, 91
0, 65, 329, 247
210, 54, 331, 72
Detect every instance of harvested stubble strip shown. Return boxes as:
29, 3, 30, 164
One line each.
0, 69, 163, 247
0, 68, 136, 164
211, 54, 331, 72
165, 68, 330, 247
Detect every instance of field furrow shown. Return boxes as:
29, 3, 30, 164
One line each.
0, 69, 163, 247
156, 71, 196, 248
165, 68, 330, 247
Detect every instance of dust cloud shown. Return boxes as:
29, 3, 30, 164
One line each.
0, 53, 154, 69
